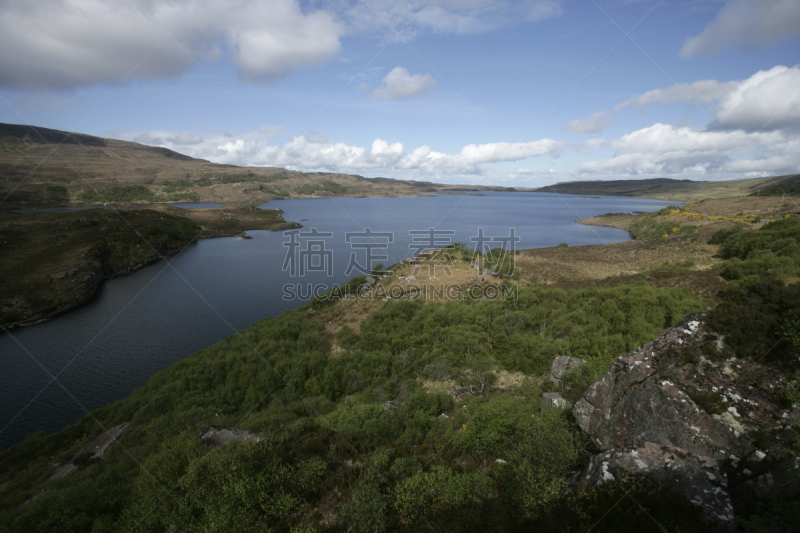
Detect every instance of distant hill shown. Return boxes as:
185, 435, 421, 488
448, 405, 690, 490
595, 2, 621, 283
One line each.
533, 175, 800, 201
0, 123, 449, 207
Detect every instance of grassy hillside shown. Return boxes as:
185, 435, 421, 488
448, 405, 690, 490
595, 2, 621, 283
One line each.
0, 123, 450, 208
1, 217, 798, 532
533, 174, 800, 201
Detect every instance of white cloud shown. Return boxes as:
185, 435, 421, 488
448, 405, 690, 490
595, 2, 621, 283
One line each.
115, 129, 565, 177
118, 113, 800, 184
681, 0, 800, 58
565, 65, 800, 134
713, 65, 800, 132
563, 111, 613, 134
372, 67, 437, 100
0, 0, 344, 90
574, 123, 798, 178
398, 139, 564, 175
613, 80, 739, 111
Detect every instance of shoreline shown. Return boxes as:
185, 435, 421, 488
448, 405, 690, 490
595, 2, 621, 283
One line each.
0, 207, 301, 332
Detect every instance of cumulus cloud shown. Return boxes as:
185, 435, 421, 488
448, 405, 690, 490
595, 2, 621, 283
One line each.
395, 140, 565, 175
712, 65, 800, 132
115, 128, 566, 177
563, 111, 613, 134
565, 65, 800, 135
372, 67, 437, 100
0, 0, 344, 90
681, 0, 800, 58
574, 123, 798, 178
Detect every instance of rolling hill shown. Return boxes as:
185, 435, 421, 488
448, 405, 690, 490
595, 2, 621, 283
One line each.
0, 123, 445, 207
532, 174, 800, 201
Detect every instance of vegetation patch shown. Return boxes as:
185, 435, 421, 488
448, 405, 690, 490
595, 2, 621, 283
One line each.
628, 206, 699, 240
712, 217, 800, 284
751, 182, 800, 197
294, 181, 348, 195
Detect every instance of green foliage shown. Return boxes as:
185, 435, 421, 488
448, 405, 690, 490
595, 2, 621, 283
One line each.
80, 185, 155, 203
123, 437, 325, 532
717, 218, 800, 261
711, 218, 800, 284
393, 467, 492, 523
335, 324, 359, 347
780, 308, 800, 351
497, 408, 591, 519
78, 185, 200, 204
371, 262, 385, 277
454, 397, 538, 462
709, 228, 741, 244
628, 206, 701, 241
218, 173, 289, 184
0, 278, 710, 532
751, 182, 800, 196
353, 282, 703, 378
630, 219, 697, 240
706, 282, 800, 361
100, 212, 198, 273
294, 181, 347, 195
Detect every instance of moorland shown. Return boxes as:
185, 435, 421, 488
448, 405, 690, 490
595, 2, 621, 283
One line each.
1, 123, 799, 531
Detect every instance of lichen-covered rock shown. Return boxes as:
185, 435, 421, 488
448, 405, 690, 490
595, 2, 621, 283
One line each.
573, 313, 751, 463
572, 443, 734, 527
548, 355, 585, 386
571, 311, 800, 526
541, 392, 568, 409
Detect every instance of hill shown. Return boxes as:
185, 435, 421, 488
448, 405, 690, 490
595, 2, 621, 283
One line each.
1, 214, 799, 531
533, 174, 800, 201
0, 123, 449, 207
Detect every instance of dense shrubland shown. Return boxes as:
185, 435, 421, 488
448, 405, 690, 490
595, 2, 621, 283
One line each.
1, 217, 798, 532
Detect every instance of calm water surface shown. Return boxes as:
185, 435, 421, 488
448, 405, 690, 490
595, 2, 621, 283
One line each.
0, 193, 676, 449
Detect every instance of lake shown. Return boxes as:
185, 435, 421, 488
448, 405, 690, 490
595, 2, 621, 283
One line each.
0, 192, 676, 449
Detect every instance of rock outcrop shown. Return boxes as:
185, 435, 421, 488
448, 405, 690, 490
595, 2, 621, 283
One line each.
573, 313, 750, 462
573, 442, 734, 526
548, 355, 585, 386
572, 312, 800, 527
199, 425, 260, 448
541, 392, 568, 409
49, 422, 130, 481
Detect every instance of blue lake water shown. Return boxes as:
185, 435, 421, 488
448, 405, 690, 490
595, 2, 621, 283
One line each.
0, 192, 676, 449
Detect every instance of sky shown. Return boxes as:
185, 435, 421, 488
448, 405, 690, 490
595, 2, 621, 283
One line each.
0, 0, 798, 188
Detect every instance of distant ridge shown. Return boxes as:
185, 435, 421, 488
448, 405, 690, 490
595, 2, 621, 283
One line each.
0, 122, 459, 206
533, 174, 800, 201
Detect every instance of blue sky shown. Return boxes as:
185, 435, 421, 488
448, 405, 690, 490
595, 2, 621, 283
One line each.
1, 0, 798, 187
